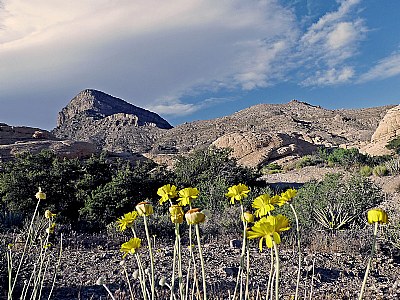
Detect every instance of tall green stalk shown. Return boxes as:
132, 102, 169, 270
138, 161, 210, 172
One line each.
232, 204, 247, 300
8, 199, 41, 300
358, 222, 379, 300
289, 203, 301, 300
195, 224, 207, 300
272, 241, 280, 300
143, 216, 155, 300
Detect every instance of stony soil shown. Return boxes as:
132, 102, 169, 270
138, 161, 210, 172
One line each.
2, 167, 400, 300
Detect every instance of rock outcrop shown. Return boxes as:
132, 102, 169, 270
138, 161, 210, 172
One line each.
361, 105, 400, 156
53, 89, 172, 154
0, 123, 97, 162
149, 100, 392, 167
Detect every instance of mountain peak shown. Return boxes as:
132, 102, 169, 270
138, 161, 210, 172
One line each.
56, 89, 172, 129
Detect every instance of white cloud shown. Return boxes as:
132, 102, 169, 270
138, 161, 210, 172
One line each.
301, 66, 355, 86
147, 97, 233, 116
0, 0, 297, 113
298, 0, 366, 83
358, 52, 400, 83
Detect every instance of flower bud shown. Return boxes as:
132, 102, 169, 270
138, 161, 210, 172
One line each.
159, 277, 166, 286
132, 270, 139, 280
136, 202, 154, 217
46, 223, 56, 234
242, 211, 254, 223
169, 205, 184, 224
96, 276, 106, 285
185, 208, 206, 225
35, 187, 46, 200
45, 210, 56, 219
119, 260, 126, 267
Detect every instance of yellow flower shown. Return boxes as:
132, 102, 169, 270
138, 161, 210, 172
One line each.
247, 215, 290, 251
185, 208, 206, 225
136, 202, 154, 217
280, 188, 297, 204
169, 205, 184, 224
367, 208, 388, 224
44, 210, 56, 219
46, 223, 56, 234
252, 194, 275, 217
35, 187, 46, 200
120, 237, 142, 258
178, 187, 199, 206
116, 211, 138, 231
157, 184, 178, 205
241, 211, 254, 223
226, 184, 250, 204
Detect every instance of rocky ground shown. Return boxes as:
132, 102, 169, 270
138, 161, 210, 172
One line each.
2, 166, 400, 300
2, 230, 400, 300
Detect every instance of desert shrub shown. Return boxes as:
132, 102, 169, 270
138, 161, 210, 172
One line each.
372, 165, 389, 177
386, 136, 400, 154
173, 147, 256, 210
295, 154, 324, 169
384, 157, 400, 175
326, 148, 368, 168
277, 173, 383, 233
359, 165, 373, 177
0, 151, 168, 231
260, 163, 282, 174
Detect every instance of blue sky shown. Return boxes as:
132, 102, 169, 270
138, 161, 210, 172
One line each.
1, 0, 400, 129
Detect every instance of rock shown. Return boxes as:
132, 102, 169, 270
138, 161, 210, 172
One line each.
222, 266, 239, 277
0, 140, 97, 161
229, 239, 242, 249
362, 105, 400, 156
0, 123, 56, 145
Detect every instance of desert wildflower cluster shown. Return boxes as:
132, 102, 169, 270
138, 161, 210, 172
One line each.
6, 187, 62, 300
98, 183, 391, 300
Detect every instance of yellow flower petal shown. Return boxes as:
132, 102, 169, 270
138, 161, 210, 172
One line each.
367, 208, 388, 224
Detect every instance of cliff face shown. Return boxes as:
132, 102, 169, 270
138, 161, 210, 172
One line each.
56, 89, 173, 129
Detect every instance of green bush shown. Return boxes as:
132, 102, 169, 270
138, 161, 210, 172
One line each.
326, 148, 368, 168
384, 157, 400, 175
173, 147, 256, 210
277, 173, 383, 232
260, 163, 282, 175
359, 165, 373, 177
295, 154, 324, 169
372, 165, 389, 177
386, 136, 400, 154
0, 151, 168, 231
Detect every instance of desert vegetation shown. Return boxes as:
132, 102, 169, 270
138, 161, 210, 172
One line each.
1, 148, 400, 299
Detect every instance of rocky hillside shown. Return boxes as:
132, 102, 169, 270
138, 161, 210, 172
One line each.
52, 89, 172, 154
148, 100, 393, 166
2, 89, 397, 167
0, 123, 97, 162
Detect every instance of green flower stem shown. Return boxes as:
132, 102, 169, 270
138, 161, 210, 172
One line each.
266, 247, 274, 300
233, 204, 247, 300
289, 203, 302, 300
188, 224, 200, 300
273, 241, 280, 300
135, 254, 149, 300
123, 265, 135, 300
8, 199, 41, 300
47, 233, 63, 300
245, 244, 250, 300
170, 233, 177, 300
143, 215, 155, 300
358, 222, 379, 300
131, 228, 148, 300
102, 284, 116, 300
176, 224, 184, 299
195, 224, 207, 300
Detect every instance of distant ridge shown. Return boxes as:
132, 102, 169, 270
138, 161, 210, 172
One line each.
56, 89, 172, 129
